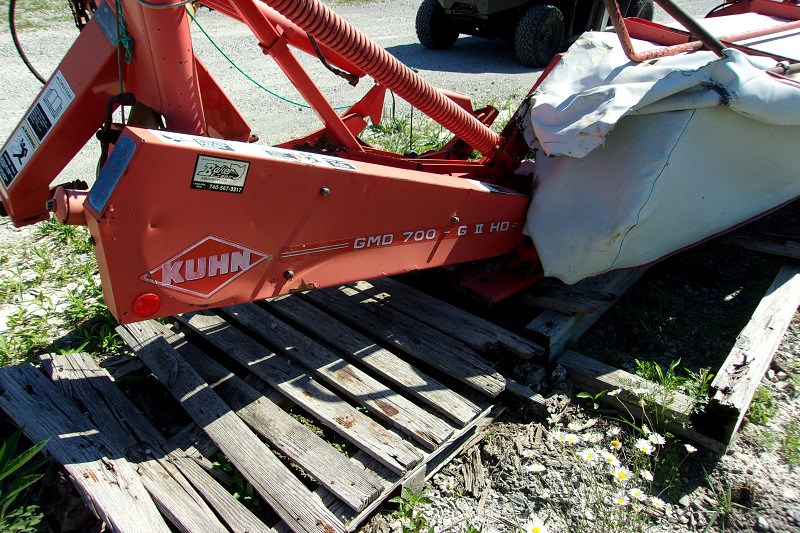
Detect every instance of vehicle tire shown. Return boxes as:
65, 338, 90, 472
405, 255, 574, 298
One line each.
514, 4, 565, 68
625, 0, 655, 20
416, 0, 459, 50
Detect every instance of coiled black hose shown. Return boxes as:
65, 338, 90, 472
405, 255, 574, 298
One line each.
9, 0, 47, 84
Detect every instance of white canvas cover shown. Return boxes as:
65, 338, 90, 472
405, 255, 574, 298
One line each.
521, 26, 800, 284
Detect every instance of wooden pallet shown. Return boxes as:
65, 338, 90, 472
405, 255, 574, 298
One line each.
0, 279, 545, 533
1, 234, 796, 531
545, 237, 800, 451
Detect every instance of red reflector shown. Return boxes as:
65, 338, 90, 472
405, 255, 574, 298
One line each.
132, 293, 161, 318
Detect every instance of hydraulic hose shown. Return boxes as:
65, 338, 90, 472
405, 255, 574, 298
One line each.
262, 0, 502, 154
9, 0, 46, 84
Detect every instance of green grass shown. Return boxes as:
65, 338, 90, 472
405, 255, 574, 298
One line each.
782, 420, 800, 467
362, 95, 521, 157
5, 0, 73, 30
0, 217, 120, 366
746, 387, 777, 426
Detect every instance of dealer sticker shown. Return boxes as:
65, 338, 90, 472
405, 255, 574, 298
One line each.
191, 154, 250, 194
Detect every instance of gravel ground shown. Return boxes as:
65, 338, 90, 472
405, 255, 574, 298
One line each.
2, 1, 800, 532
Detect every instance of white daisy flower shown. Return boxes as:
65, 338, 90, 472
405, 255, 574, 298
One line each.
611, 467, 632, 483
526, 463, 547, 473
635, 438, 654, 455
522, 516, 547, 533
629, 487, 647, 501
612, 493, 630, 506
650, 496, 666, 510
601, 450, 620, 467
583, 432, 602, 444
579, 448, 599, 463
640, 469, 654, 482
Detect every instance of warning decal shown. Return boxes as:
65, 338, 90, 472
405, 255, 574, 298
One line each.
191, 154, 250, 194
0, 71, 75, 189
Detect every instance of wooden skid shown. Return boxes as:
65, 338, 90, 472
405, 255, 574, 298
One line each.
55, 281, 521, 532
557, 263, 800, 452
526, 269, 645, 361
0, 363, 172, 533
9, 258, 792, 532
559, 350, 726, 454
707, 264, 800, 446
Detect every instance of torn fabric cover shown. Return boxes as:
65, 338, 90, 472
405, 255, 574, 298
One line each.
521, 31, 800, 284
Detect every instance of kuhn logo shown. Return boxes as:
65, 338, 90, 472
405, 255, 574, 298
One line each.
141, 236, 270, 298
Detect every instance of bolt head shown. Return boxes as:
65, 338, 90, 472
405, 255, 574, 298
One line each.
283, 269, 294, 280
451, 216, 460, 225
319, 187, 331, 196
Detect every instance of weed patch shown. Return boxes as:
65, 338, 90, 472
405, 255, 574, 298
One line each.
0, 217, 120, 365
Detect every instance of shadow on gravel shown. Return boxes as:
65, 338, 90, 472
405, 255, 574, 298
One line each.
386, 36, 540, 75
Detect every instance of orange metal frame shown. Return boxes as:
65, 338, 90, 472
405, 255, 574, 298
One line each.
2, 0, 792, 323
0, 0, 537, 322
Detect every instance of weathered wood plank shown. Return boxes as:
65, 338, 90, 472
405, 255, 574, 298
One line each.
709, 264, 800, 445
175, 312, 423, 475
351, 278, 544, 359
41, 352, 229, 533
502, 378, 549, 417
169, 453, 276, 533
304, 287, 506, 397
0, 364, 170, 533
223, 303, 454, 450
560, 350, 725, 453
721, 232, 800, 260
527, 269, 646, 361
121, 321, 346, 533
266, 295, 483, 427
146, 322, 385, 512
315, 406, 501, 532
512, 278, 612, 315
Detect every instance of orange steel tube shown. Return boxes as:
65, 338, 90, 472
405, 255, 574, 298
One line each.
605, 0, 800, 62
260, 0, 502, 154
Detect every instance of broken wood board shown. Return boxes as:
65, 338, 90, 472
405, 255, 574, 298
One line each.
559, 350, 726, 454
0, 364, 171, 533
708, 263, 800, 446
40, 352, 269, 533
527, 269, 646, 361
